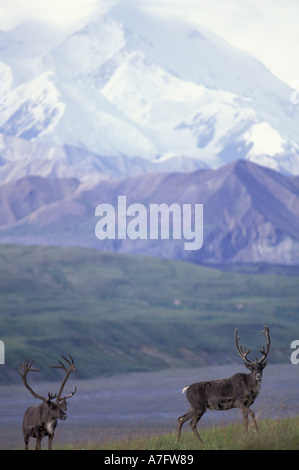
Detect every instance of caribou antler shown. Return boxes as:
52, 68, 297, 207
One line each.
47, 392, 58, 401
19, 357, 54, 402
235, 326, 271, 365
48, 354, 77, 402
234, 329, 254, 365
258, 326, 271, 364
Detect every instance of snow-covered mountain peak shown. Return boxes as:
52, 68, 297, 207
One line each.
0, 1, 298, 175
0, 71, 65, 140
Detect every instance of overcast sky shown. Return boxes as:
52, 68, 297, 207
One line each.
0, 0, 298, 87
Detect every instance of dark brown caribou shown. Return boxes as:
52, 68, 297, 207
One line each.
177, 326, 270, 444
19, 354, 77, 450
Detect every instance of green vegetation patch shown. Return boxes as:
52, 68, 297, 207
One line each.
0, 244, 298, 381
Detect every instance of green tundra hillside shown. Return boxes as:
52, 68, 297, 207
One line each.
0, 244, 298, 381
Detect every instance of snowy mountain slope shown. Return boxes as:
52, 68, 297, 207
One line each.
0, 133, 208, 184
0, 1, 298, 174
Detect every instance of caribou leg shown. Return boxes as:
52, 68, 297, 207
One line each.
48, 434, 54, 450
248, 407, 259, 432
241, 406, 259, 432
24, 434, 30, 450
189, 412, 205, 443
241, 408, 249, 432
177, 409, 194, 443
35, 436, 42, 450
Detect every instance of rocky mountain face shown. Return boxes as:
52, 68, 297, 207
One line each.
0, 133, 208, 184
0, 1, 298, 174
0, 160, 298, 265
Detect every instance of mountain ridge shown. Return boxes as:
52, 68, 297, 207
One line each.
0, 159, 298, 266
0, 133, 208, 184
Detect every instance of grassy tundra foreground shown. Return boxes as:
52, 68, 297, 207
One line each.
55, 416, 299, 450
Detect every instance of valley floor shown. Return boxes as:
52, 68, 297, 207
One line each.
1, 363, 299, 450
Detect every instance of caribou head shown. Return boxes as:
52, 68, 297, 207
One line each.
235, 325, 270, 381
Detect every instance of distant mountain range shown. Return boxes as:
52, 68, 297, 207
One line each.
0, 1, 298, 174
0, 159, 298, 265
0, 133, 208, 184
0, 1, 298, 267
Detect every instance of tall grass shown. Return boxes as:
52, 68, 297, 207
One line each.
56, 416, 299, 450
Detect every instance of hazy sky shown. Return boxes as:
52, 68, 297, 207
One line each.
0, 0, 298, 87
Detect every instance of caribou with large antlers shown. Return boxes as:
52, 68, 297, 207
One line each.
19, 354, 77, 450
177, 326, 270, 444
